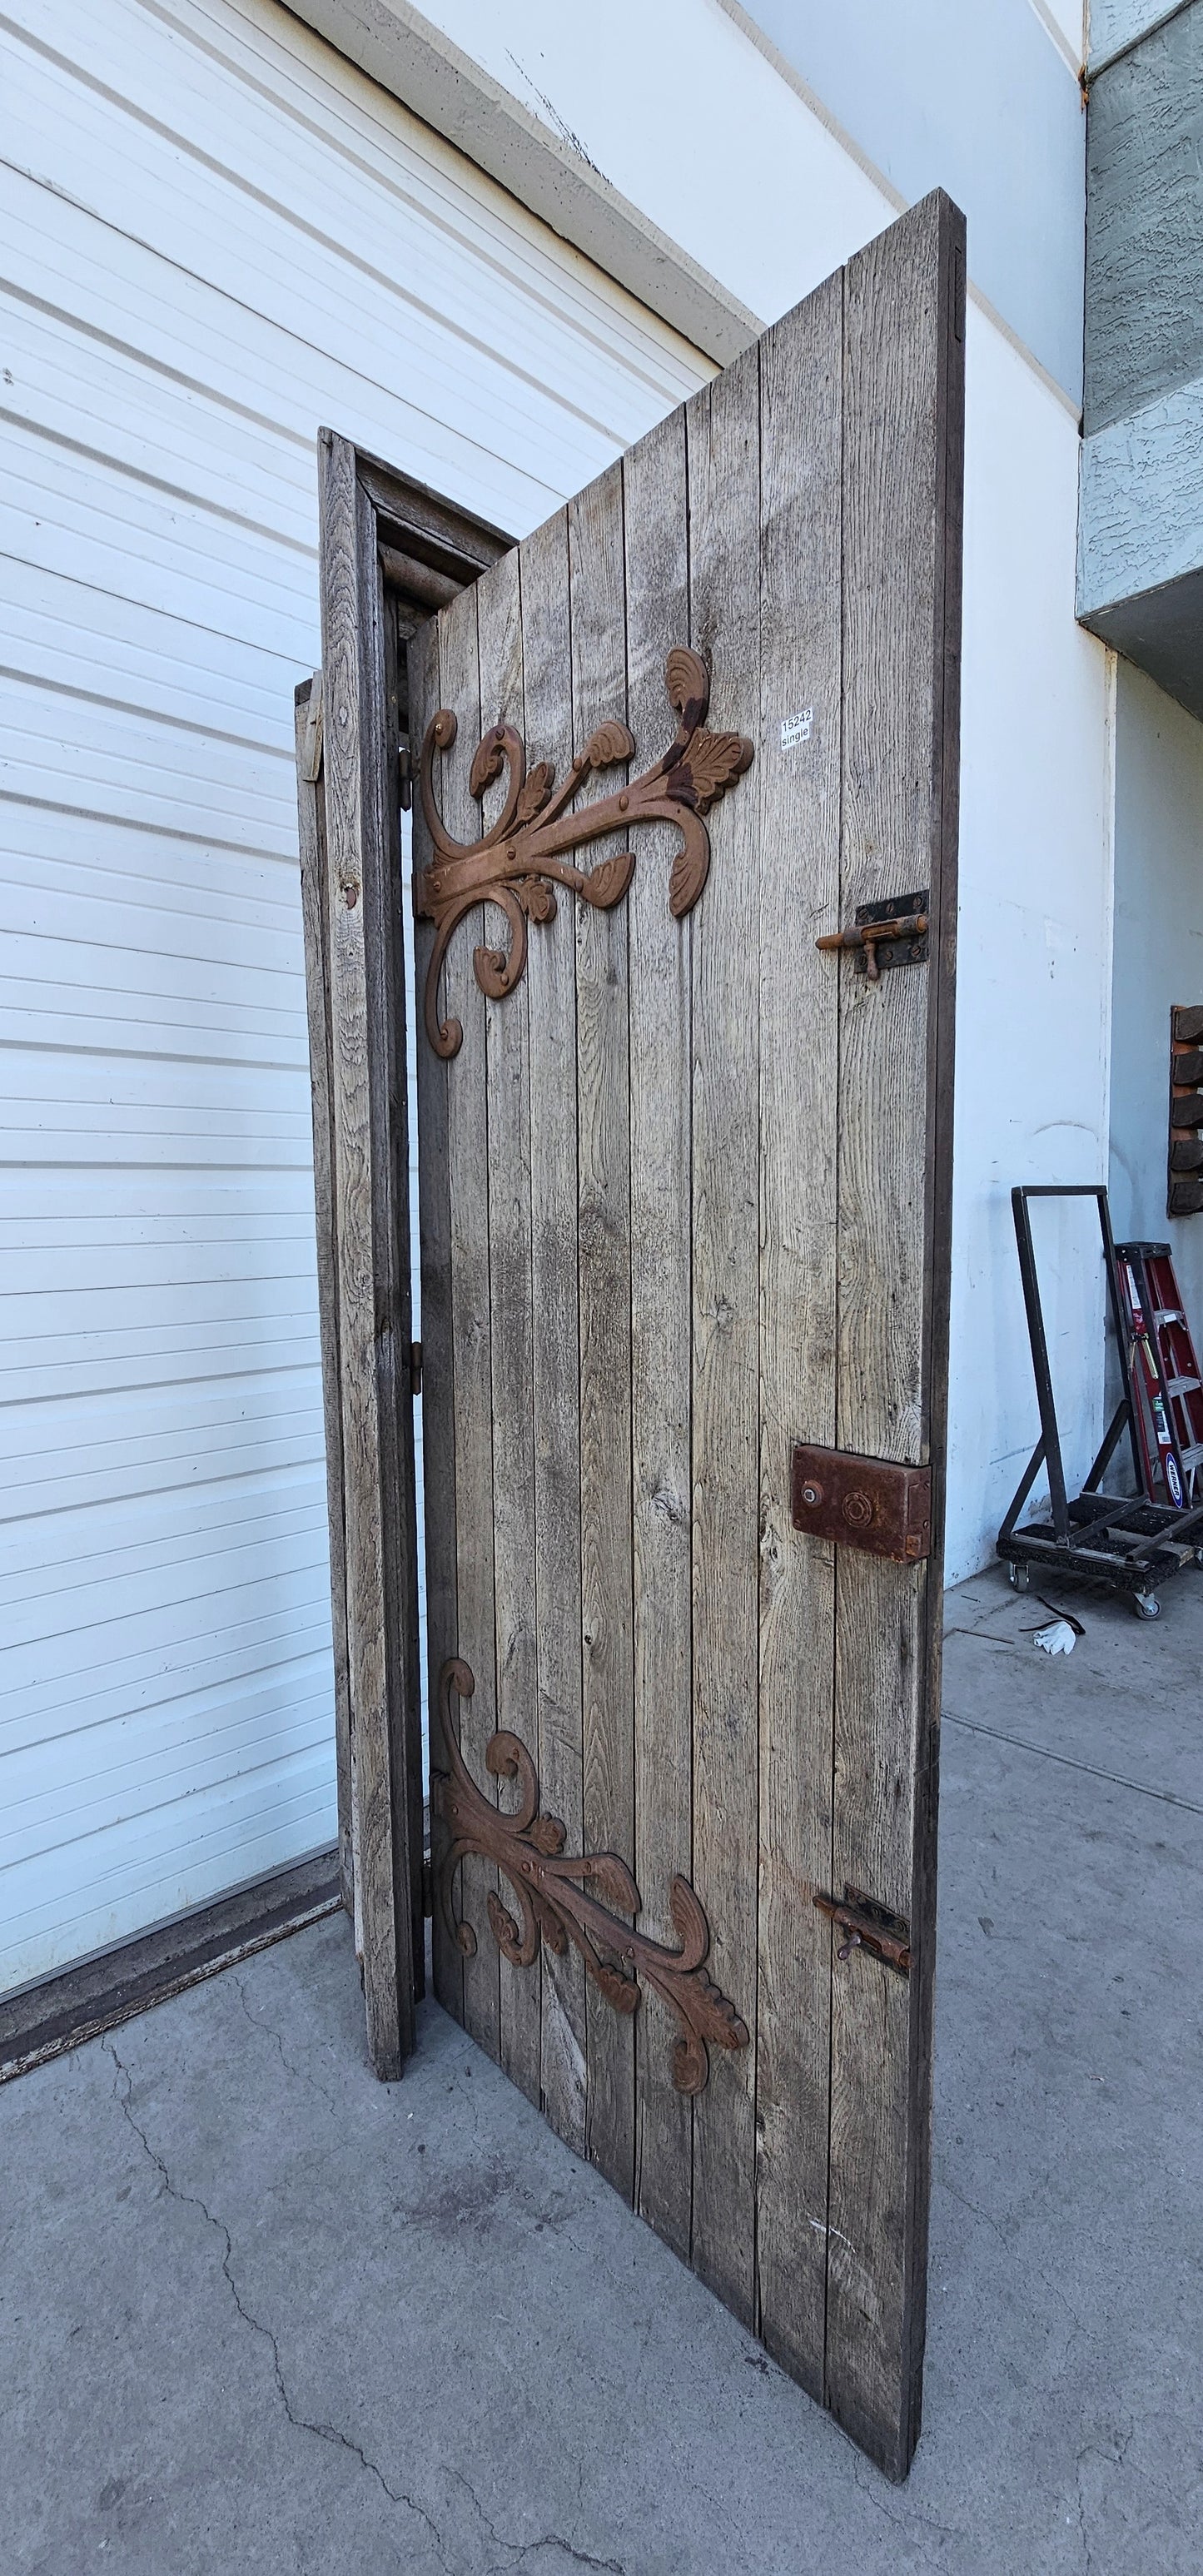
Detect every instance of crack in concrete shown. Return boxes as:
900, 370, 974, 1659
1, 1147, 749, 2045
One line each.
849, 2458, 955, 2563
233, 1974, 343, 2119
236, 1974, 306, 2081
102, 2036, 450, 2570
939, 2165, 1083, 2335
942, 1624, 1025, 1653
1074, 2450, 1095, 2576
1072, 2418, 1136, 2576
503, 48, 604, 174
446, 2459, 625, 2576
943, 1709, 1203, 1818
513, 2539, 626, 2573
935, 2172, 1012, 2251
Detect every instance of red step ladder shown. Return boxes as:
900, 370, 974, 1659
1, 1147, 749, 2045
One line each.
1116, 1241, 1203, 1509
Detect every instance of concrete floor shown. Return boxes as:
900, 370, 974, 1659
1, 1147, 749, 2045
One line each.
2, 1565, 1201, 2575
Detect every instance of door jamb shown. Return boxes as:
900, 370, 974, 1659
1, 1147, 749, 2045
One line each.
303, 431, 511, 2075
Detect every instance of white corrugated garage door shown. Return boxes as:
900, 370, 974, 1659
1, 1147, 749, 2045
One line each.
0, 0, 711, 1994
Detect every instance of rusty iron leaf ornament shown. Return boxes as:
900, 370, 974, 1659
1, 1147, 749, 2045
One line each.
431, 1659, 749, 2095
414, 646, 753, 1057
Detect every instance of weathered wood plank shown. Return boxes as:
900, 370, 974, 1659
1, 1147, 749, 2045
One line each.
317, 431, 416, 2076
753, 271, 844, 2398
410, 609, 461, 2023
294, 676, 356, 1927
825, 191, 963, 2481
685, 348, 761, 2323
569, 462, 636, 2201
622, 410, 693, 2257
437, 577, 501, 2063
520, 509, 588, 2154
909, 186, 963, 2482
476, 547, 542, 2106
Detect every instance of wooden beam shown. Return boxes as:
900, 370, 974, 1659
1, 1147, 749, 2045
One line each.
295, 674, 356, 1927
624, 404, 693, 2258
753, 266, 844, 2401
317, 429, 420, 2076
569, 463, 637, 2204
825, 187, 964, 2483
685, 344, 762, 2330
521, 508, 588, 2153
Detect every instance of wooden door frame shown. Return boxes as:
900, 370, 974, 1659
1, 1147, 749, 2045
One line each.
297, 433, 510, 2076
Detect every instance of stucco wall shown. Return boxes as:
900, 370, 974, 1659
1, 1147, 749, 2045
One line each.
1077, 0, 1203, 725
1088, 0, 1186, 68
734, 0, 1086, 400
1085, 1, 1203, 435
1109, 661, 1203, 1334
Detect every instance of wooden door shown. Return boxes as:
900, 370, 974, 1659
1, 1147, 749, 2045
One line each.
410, 193, 963, 2479
307, 191, 963, 2480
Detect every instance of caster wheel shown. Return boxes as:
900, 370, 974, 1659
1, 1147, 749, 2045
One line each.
1133, 1593, 1161, 1619
1007, 1562, 1030, 1592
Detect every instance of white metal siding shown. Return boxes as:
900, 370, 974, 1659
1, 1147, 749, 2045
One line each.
0, 0, 711, 1994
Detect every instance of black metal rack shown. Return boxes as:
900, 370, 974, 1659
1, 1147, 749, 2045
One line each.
996, 1184, 1203, 1617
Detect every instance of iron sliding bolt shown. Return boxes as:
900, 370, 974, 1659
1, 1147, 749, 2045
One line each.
813, 1883, 912, 1977
815, 888, 930, 982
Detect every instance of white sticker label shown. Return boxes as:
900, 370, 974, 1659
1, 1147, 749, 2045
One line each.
781, 707, 813, 749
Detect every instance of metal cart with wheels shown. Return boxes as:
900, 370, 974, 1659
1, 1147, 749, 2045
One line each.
997, 1185, 1203, 1616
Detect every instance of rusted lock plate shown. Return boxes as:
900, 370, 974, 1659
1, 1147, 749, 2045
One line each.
790, 1443, 932, 1563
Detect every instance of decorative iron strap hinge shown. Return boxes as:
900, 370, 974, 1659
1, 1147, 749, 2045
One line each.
791, 1444, 932, 1563
813, 1884, 912, 1977
413, 648, 753, 1059
815, 887, 929, 982
431, 1658, 749, 2095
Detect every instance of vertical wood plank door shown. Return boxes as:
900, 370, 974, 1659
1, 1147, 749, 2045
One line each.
414, 194, 963, 2481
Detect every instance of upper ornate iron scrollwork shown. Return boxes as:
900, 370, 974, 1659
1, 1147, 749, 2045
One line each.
413, 646, 753, 1058
431, 1658, 749, 2096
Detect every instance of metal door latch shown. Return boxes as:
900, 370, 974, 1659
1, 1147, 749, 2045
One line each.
791, 1444, 932, 1562
815, 887, 929, 982
814, 1883, 911, 1977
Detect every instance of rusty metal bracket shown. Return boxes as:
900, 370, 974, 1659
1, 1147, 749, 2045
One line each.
791, 1443, 932, 1563
813, 1883, 911, 1977
414, 648, 753, 1058
815, 887, 929, 982
431, 1658, 749, 2095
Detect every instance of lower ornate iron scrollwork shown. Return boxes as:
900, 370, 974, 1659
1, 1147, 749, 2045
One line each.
431, 1658, 749, 2096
